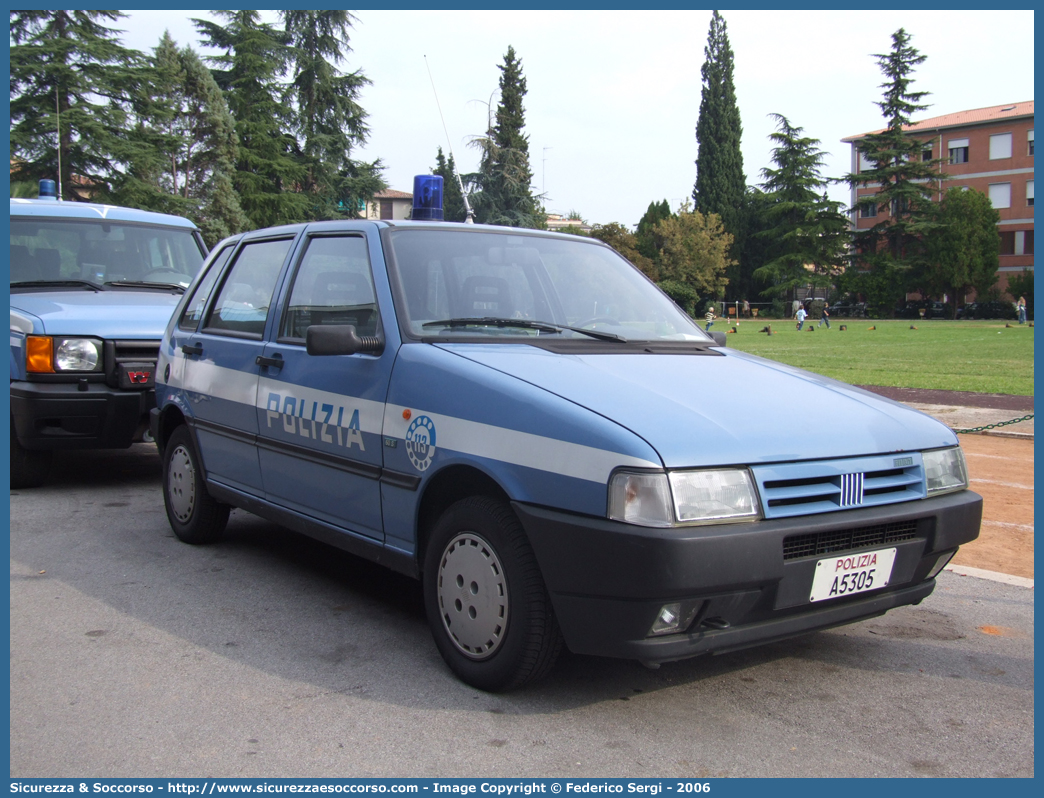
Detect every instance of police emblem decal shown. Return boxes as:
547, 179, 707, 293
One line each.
405, 415, 436, 471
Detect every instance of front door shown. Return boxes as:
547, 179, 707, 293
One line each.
256, 233, 392, 541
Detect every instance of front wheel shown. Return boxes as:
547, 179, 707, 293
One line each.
423, 496, 563, 691
162, 425, 229, 544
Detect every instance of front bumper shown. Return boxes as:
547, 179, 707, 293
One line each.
514, 489, 982, 663
11, 380, 155, 450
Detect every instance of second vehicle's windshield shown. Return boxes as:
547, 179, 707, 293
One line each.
10, 218, 205, 289
386, 228, 709, 343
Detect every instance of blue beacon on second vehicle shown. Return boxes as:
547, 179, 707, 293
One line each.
151, 176, 982, 691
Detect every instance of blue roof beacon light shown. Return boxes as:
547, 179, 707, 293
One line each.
38, 179, 59, 201
412, 174, 444, 221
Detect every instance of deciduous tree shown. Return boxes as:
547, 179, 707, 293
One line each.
922, 188, 1000, 316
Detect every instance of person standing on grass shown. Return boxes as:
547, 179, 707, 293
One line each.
705, 304, 716, 331
796, 305, 807, 331
818, 305, 830, 328
1017, 296, 1027, 324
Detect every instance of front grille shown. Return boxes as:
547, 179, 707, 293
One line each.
104, 340, 160, 389
752, 454, 926, 519
782, 521, 919, 561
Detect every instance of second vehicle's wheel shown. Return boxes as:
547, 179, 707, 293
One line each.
423, 496, 563, 692
10, 418, 52, 489
162, 425, 229, 544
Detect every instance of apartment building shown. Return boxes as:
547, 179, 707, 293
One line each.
843, 101, 1034, 295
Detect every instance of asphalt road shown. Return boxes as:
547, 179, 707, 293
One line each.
9, 445, 1035, 778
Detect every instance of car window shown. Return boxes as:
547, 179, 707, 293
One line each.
204, 238, 293, 338
178, 244, 236, 331
10, 218, 205, 286
279, 235, 379, 341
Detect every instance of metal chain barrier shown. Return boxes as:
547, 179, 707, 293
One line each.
953, 414, 1034, 434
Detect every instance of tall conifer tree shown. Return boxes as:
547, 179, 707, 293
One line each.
10, 10, 143, 200
433, 147, 468, 223
470, 46, 542, 228
693, 11, 745, 247
843, 28, 946, 315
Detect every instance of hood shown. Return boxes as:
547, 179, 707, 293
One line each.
10, 289, 182, 338
437, 344, 957, 468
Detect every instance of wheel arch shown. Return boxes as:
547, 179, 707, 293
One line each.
415, 463, 512, 571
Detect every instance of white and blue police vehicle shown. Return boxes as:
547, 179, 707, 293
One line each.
152, 176, 981, 691
10, 180, 208, 488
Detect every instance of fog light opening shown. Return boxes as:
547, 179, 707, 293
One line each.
927, 551, 957, 579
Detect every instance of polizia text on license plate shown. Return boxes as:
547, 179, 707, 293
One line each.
809, 547, 896, 602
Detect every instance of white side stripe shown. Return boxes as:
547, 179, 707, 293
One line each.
384, 404, 659, 484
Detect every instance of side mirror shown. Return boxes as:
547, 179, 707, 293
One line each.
306, 324, 383, 356
709, 331, 727, 346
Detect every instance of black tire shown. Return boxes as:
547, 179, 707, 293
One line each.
423, 496, 563, 691
10, 418, 52, 489
162, 425, 229, 544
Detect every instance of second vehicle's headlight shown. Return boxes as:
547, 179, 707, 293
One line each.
609, 468, 761, 527
669, 469, 761, 524
54, 338, 102, 372
923, 447, 968, 495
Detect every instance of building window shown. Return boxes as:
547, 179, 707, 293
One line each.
989, 133, 1013, 160
999, 231, 1016, 255
1026, 230, 1035, 255
379, 200, 394, 219
1029, 129, 1035, 156
988, 182, 1012, 209
948, 138, 969, 164
859, 202, 877, 218
921, 143, 933, 161
1028, 180, 1035, 207
858, 150, 874, 172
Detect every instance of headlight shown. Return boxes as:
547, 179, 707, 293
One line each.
26, 336, 103, 373
609, 468, 761, 527
669, 469, 761, 524
923, 447, 968, 495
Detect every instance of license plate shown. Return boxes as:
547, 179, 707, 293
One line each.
809, 547, 896, 602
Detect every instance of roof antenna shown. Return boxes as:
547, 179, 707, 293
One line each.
424, 55, 474, 224
55, 84, 63, 201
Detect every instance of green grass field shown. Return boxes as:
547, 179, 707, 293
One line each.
718, 318, 1034, 396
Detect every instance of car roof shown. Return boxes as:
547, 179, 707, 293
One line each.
10, 197, 198, 229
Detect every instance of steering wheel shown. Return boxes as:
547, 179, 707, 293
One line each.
574, 316, 620, 328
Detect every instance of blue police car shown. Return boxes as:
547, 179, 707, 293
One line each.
152, 183, 980, 691
10, 181, 207, 488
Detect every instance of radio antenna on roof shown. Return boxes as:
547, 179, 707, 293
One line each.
424, 55, 474, 224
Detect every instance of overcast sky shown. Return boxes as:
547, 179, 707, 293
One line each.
116, 9, 1035, 228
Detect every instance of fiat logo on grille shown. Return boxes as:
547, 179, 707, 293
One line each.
840, 473, 865, 506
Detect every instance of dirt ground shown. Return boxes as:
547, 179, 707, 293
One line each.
950, 433, 1034, 579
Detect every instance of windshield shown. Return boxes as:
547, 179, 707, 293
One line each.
10, 218, 205, 289
386, 228, 709, 342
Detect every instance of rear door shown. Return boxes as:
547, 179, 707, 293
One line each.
175, 235, 295, 494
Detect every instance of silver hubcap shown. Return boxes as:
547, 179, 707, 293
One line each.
437, 532, 509, 659
167, 444, 196, 523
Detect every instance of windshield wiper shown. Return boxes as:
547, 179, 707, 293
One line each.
422, 317, 626, 342
105, 280, 186, 293
10, 280, 102, 292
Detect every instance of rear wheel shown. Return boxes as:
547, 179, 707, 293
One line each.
10, 419, 52, 489
423, 496, 563, 691
163, 425, 229, 544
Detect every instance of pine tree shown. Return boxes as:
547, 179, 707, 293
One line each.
10, 10, 143, 201
281, 10, 384, 220
693, 11, 746, 254
844, 28, 946, 315
753, 114, 849, 299
433, 147, 468, 223
194, 11, 308, 228
470, 47, 542, 228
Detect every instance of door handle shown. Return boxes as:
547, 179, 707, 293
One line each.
181, 343, 203, 356
255, 355, 284, 369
